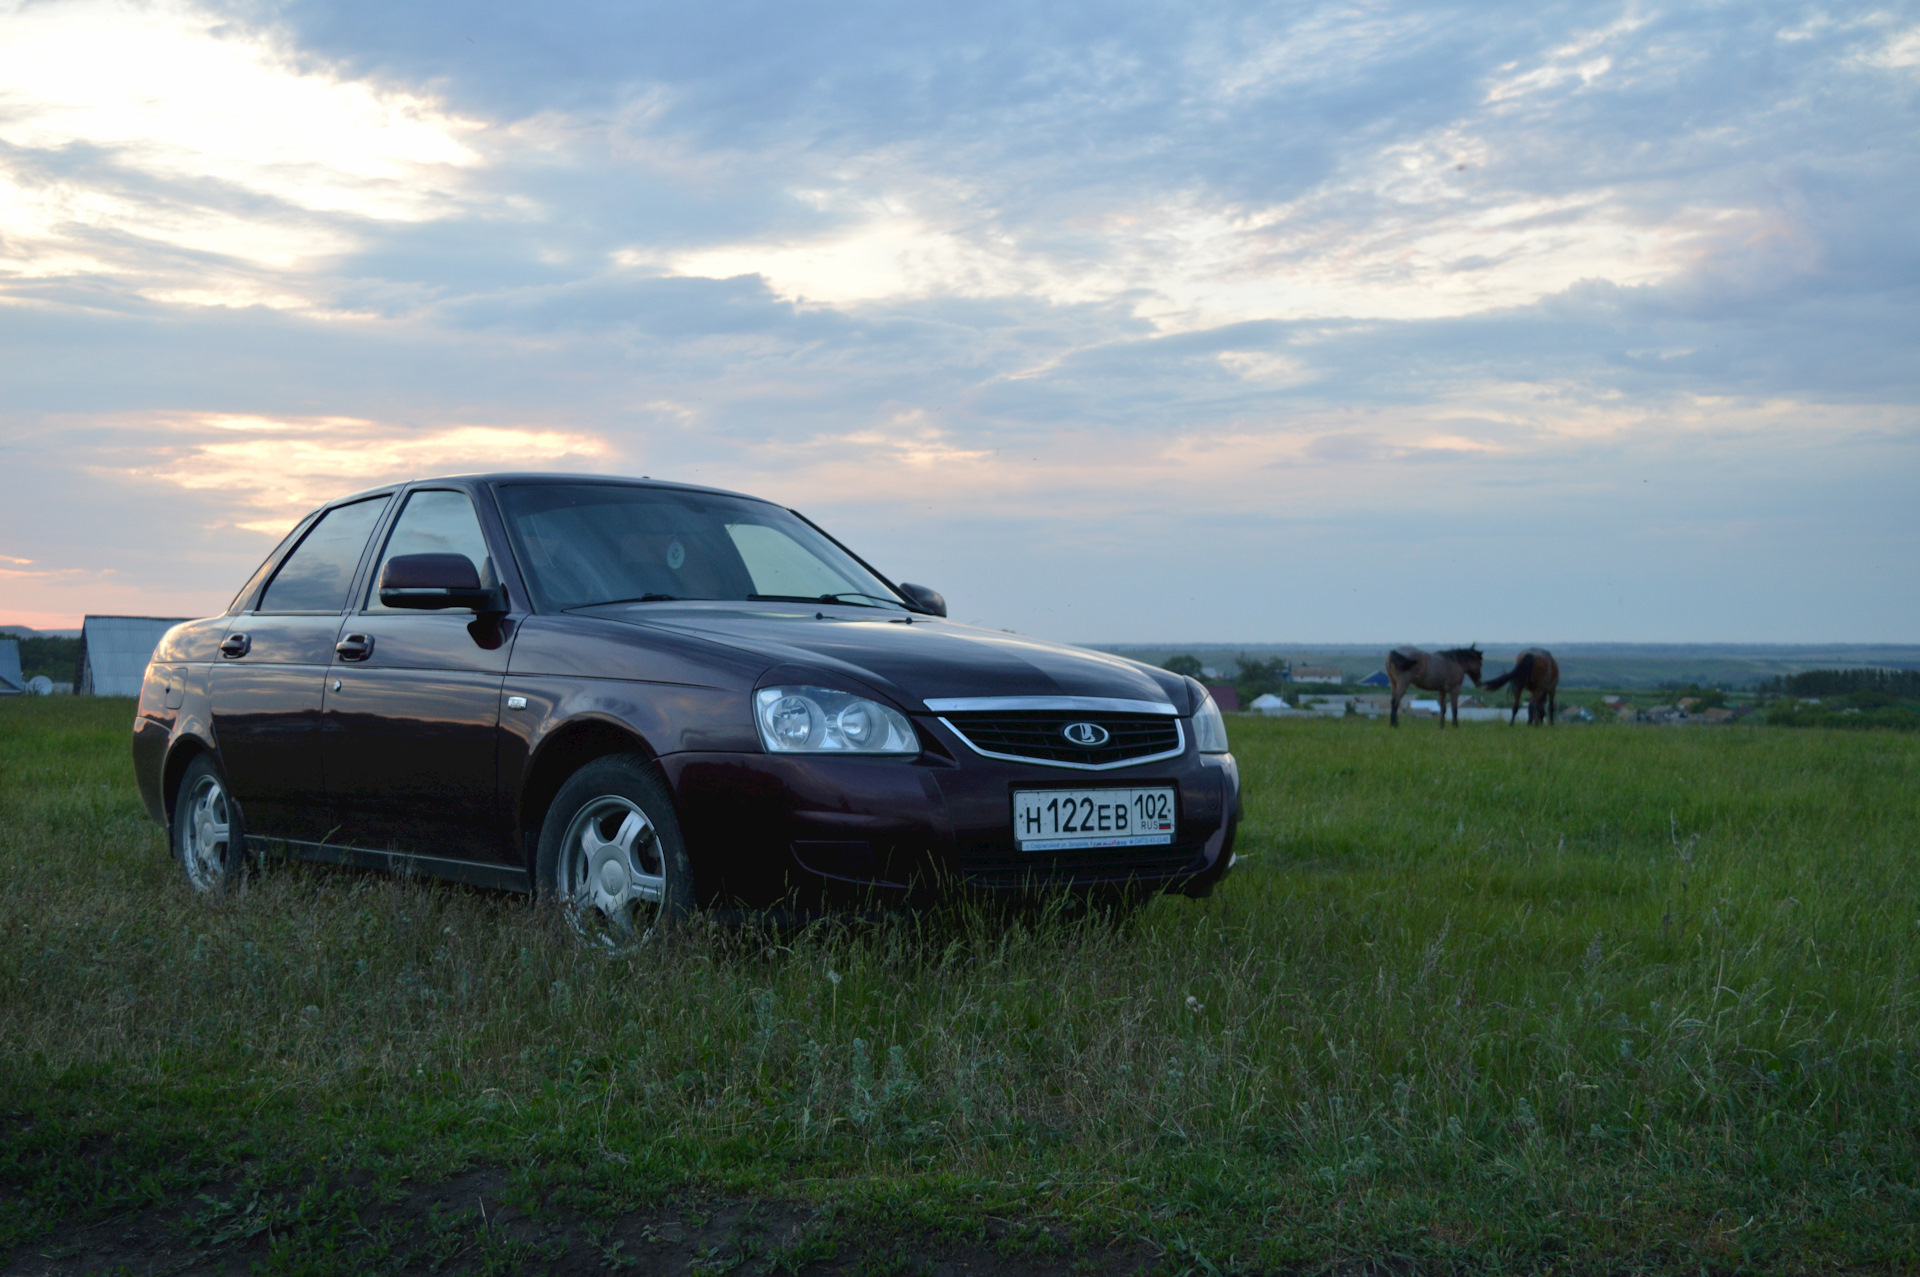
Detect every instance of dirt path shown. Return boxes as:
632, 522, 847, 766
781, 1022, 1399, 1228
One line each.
2, 1170, 1159, 1275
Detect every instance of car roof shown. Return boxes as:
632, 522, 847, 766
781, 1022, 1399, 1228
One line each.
320, 472, 777, 510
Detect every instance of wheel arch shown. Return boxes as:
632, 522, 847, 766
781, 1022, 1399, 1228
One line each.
517, 715, 670, 875
161, 733, 217, 826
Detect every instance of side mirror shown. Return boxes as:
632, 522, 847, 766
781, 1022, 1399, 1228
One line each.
379, 554, 506, 612
897, 582, 946, 617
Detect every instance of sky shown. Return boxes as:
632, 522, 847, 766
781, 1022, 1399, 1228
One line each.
1, 0, 1915, 643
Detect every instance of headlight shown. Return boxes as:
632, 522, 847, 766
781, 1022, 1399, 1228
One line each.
1191, 685, 1231, 754
754, 686, 920, 755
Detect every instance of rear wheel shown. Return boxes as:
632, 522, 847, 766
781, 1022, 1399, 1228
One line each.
174, 754, 248, 893
536, 754, 693, 947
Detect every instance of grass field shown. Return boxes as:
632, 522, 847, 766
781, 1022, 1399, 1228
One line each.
3, 698, 1918, 1273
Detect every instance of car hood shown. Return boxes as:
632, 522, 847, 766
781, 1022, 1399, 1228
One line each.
576, 602, 1190, 712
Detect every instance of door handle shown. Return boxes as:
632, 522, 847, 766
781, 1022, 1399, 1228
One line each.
219, 633, 250, 659
335, 634, 374, 662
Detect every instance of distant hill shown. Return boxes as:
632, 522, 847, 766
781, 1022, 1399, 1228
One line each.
0, 625, 82, 639
1090, 643, 1920, 690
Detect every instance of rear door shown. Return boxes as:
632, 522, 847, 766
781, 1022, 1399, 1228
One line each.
321, 487, 519, 866
211, 495, 392, 842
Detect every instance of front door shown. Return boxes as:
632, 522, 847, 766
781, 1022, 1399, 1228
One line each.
321, 488, 517, 864
211, 495, 392, 842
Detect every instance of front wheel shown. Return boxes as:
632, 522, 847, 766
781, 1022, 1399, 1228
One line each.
535, 754, 694, 947
173, 754, 248, 893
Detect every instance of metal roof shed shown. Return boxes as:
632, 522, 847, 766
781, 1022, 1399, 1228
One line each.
78, 616, 189, 697
0, 639, 22, 695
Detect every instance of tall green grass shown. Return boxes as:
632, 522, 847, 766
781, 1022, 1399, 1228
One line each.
3, 699, 1918, 1271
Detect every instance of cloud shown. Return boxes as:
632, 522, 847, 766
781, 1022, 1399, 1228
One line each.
0, 0, 486, 309
135, 414, 612, 533
1859, 23, 1920, 70
0, 0, 1916, 639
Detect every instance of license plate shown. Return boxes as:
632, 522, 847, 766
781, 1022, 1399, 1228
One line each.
1012, 787, 1175, 852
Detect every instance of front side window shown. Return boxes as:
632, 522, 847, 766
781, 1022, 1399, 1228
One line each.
256, 496, 391, 613
228, 513, 315, 613
497, 484, 903, 613
367, 490, 494, 610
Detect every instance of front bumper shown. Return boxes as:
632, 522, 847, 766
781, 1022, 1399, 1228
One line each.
658, 719, 1238, 907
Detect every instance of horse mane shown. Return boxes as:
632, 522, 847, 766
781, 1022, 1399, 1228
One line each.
1438, 646, 1481, 663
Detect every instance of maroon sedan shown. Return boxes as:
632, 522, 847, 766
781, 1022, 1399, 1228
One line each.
133, 475, 1238, 939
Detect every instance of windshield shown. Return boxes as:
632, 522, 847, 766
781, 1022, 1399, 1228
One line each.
496, 483, 908, 613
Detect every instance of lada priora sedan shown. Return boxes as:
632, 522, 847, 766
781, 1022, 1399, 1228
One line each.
133, 474, 1238, 938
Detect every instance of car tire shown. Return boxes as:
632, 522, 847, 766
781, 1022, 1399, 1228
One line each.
174, 753, 248, 894
536, 754, 694, 946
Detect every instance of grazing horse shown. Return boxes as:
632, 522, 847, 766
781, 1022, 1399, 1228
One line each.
1484, 648, 1561, 725
1385, 645, 1483, 728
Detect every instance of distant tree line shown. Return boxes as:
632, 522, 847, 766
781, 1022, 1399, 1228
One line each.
1759, 667, 1920, 732
1233, 657, 1290, 703
13, 635, 82, 684
1161, 654, 1293, 705
1758, 668, 1920, 701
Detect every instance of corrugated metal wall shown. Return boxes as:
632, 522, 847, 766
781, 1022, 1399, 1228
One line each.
0, 639, 22, 694
79, 617, 189, 697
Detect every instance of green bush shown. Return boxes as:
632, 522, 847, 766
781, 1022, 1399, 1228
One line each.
1161, 653, 1203, 679
1231, 655, 1289, 704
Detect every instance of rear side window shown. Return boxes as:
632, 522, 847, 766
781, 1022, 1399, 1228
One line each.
256, 497, 391, 613
366, 490, 494, 611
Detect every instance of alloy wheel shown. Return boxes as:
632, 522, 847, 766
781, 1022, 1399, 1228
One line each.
181, 773, 234, 892
561, 795, 666, 946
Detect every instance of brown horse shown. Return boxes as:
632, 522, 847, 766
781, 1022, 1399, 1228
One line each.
1385, 645, 1484, 728
1484, 648, 1560, 724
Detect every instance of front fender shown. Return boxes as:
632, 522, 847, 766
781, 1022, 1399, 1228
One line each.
499, 675, 758, 873
507, 678, 756, 771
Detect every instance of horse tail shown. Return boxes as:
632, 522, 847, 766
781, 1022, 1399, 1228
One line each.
1485, 652, 1534, 691
1388, 649, 1418, 673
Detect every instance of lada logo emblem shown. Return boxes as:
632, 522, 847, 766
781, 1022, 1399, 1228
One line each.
1062, 721, 1110, 747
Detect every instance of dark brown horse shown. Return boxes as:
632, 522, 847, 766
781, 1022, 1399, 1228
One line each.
1385, 645, 1483, 728
1484, 648, 1560, 724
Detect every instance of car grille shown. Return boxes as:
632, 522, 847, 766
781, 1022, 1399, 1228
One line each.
937, 712, 1182, 768
959, 844, 1202, 890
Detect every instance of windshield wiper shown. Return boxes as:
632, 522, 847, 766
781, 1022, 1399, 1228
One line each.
587, 591, 905, 610
748, 593, 900, 610
579, 593, 679, 607
823, 591, 909, 609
